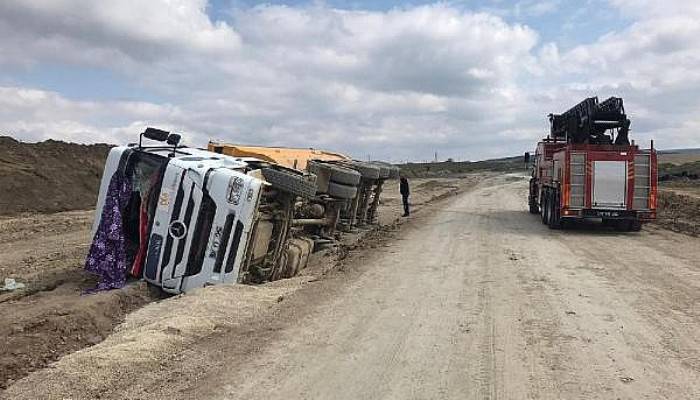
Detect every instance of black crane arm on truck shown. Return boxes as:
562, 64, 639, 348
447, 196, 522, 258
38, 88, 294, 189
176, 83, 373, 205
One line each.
548, 96, 630, 145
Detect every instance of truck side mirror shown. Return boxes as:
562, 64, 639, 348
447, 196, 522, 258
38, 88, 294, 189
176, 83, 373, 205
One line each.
167, 134, 181, 146
524, 152, 531, 165
143, 127, 170, 142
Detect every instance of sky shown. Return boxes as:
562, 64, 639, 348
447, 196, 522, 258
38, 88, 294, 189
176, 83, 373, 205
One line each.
1, 0, 699, 162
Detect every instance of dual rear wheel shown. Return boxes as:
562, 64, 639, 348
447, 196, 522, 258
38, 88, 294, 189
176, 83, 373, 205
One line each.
539, 188, 562, 229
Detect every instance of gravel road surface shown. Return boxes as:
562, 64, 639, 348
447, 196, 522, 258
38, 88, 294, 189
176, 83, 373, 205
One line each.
4, 174, 699, 399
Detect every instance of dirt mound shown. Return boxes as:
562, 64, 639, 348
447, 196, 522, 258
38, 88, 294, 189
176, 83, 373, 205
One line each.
0, 136, 111, 215
655, 189, 700, 236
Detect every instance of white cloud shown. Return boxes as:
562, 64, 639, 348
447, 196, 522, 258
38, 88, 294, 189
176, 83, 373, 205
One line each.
0, 0, 240, 68
0, 0, 699, 162
0, 2, 545, 160
531, 0, 700, 150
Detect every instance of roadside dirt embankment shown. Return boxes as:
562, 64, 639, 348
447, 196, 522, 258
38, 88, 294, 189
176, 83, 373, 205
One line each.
655, 187, 700, 236
0, 136, 110, 216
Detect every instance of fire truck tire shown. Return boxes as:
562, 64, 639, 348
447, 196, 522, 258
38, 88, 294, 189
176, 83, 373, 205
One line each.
548, 191, 562, 229
614, 220, 630, 232
529, 198, 539, 214
615, 219, 642, 232
328, 181, 358, 199
346, 161, 381, 180
308, 161, 361, 186
528, 179, 540, 214
540, 192, 549, 224
262, 168, 317, 198
630, 220, 642, 231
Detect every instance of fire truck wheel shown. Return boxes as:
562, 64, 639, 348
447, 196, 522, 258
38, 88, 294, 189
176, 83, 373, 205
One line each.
308, 161, 361, 186
630, 220, 642, 232
262, 168, 317, 198
615, 219, 642, 232
614, 220, 631, 232
328, 181, 358, 199
548, 191, 562, 229
541, 191, 549, 224
529, 199, 539, 214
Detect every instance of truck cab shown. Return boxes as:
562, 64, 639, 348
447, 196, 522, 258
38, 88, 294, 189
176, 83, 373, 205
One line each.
90, 128, 317, 294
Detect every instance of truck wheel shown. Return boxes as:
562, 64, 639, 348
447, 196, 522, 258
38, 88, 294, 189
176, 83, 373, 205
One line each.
529, 202, 539, 214
370, 162, 391, 179
528, 179, 540, 214
614, 220, 631, 232
308, 161, 361, 186
615, 220, 642, 232
327, 181, 358, 199
546, 192, 554, 226
262, 168, 317, 198
345, 161, 381, 180
541, 191, 549, 224
529, 194, 539, 214
373, 162, 401, 179
548, 191, 562, 229
630, 220, 642, 232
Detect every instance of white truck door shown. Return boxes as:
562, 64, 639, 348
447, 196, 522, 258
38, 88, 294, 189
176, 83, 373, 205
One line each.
592, 161, 627, 209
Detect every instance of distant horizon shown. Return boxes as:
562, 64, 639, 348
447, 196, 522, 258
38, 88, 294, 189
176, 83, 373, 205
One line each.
3, 132, 700, 165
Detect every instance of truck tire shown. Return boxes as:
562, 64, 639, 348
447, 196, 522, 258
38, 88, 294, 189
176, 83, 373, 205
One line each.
630, 220, 642, 232
370, 162, 391, 179
548, 191, 562, 229
528, 179, 540, 214
345, 161, 381, 180
327, 181, 358, 199
540, 191, 548, 224
262, 168, 317, 198
373, 162, 401, 179
529, 202, 539, 214
308, 161, 361, 186
615, 219, 642, 232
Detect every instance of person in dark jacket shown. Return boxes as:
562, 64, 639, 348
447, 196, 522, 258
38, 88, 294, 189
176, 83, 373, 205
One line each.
400, 176, 410, 217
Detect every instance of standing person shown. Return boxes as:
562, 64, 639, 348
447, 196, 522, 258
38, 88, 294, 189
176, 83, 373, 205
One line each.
400, 175, 410, 217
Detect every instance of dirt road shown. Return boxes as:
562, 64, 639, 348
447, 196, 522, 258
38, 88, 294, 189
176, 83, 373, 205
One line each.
5, 174, 700, 399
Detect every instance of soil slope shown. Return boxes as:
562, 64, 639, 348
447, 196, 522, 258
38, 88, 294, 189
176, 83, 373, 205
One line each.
0, 136, 110, 215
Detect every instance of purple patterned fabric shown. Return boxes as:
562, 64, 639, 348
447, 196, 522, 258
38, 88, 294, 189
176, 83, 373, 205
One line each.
84, 171, 132, 293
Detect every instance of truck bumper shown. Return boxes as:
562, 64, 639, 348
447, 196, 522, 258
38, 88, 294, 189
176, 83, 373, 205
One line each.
562, 209, 656, 221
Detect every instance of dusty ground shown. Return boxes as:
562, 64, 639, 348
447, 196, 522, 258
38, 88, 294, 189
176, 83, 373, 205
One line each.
0, 210, 154, 389
4, 174, 699, 399
0, 177, 467, 391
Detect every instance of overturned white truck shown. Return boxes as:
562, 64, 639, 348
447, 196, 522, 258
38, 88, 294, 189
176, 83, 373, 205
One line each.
89, 128, 397, 294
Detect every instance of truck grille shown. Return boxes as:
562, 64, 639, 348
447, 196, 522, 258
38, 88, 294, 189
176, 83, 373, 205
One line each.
633, 154, 651, 209
570, 153, 585, 208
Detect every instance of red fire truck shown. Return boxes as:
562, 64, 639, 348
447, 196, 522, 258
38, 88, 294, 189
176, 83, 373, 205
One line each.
528, 97, 657, 231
